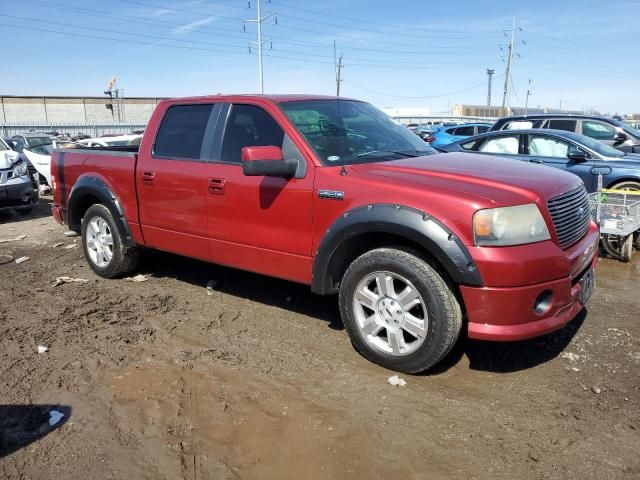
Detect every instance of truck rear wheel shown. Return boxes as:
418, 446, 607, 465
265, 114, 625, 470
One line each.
81, 204, 139, 278
339, 247, 462, 373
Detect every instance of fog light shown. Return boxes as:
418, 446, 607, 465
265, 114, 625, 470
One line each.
533, 290, 553, 315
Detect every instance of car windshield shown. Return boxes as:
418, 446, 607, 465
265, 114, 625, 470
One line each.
0, 139, 9, 151
573, 134, 625, 157
280, 99, 436, 165
27, 136, 53, 148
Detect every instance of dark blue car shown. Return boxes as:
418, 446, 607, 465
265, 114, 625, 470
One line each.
440, 129, 640, 193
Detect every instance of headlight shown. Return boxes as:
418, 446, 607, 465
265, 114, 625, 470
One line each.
13, 161, 28, 177
473, 204, 550, 246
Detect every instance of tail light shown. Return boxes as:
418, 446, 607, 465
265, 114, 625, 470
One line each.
426, 136, 435, 143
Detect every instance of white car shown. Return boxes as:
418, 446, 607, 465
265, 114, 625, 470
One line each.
77, 134, 142, 147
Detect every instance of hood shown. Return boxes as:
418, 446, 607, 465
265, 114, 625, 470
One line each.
350, 152, 582, 206
616, 153, 640, 162
0, 150, 20, 169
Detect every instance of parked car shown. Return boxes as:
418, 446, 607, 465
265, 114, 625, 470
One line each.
427, 123, 491, 147
76, 134, 142, 148
441, 128, 640, 252
51, 94, 598, 373
406, 123, 419, 133
0, 137, 39, 214
490, 114, 640, 153
416, 124, 437, 141
9, 133, 54, 181
440, 129, 640, 193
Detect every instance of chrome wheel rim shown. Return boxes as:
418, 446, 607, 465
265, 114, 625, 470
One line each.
85, 216, 114, 268
352, 271, 428, 356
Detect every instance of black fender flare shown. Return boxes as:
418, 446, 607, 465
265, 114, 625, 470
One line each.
311, 204, 482, 295
67, 176, 135, 248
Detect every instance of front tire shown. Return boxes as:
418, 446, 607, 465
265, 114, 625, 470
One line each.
339, 247, 462, 373
81, 204, 139, 278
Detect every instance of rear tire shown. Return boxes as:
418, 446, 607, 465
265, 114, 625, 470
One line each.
81, 204, 138, 278
339, 247, 462, 373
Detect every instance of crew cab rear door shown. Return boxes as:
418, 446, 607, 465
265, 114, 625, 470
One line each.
203, 102, 314, 284
136, 102, 222, 261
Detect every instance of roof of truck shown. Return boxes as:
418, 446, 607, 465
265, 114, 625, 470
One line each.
163, 94, 358, 104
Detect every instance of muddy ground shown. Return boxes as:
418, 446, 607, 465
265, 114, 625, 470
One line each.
0, 199, 638, 479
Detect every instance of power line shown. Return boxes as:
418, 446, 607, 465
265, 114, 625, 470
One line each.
0, 23, 252, 56
342, 78, 499, 99
114, 0, 498, 50
268, 0, 499, 37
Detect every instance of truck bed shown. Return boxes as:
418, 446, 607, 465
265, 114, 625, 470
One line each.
51, 147, 140, 235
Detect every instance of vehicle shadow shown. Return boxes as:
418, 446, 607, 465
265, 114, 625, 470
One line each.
139, 249, 590, 370
0, 197, 53, 224
0, 404, 71, 459
139, 250, 344, 330
429, 309, 588, 374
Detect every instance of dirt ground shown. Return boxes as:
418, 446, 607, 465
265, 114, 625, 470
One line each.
0, 199, 638, 479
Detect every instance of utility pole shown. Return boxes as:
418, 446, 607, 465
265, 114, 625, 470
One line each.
524, 78, 532, 114
334, 40, 344, 96
501, 15, 516, 111
486, 68, 494, 106
245, 0, 276, 93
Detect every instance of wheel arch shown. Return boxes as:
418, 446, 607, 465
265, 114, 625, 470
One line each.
311, 204, 482, 295
67, 175, 135, 248
606, 177, 640, 189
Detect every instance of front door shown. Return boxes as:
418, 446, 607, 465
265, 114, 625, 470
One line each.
204, 102, 315, 284
137, 102, 221, 261
525, 133, 598, 191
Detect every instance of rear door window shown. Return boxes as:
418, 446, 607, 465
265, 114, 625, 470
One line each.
544, 119, 577, 132
504, 121, 533, 130
453, 126, 475, 136
154, 104, 215, 159
477, 135, 520, 154
581, 120, 616, 140
477, 125, 490, 134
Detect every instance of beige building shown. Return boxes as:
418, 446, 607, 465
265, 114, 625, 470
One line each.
0, 95, 166, 124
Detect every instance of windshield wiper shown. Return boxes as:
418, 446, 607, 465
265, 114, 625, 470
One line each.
356, 150, 418, 159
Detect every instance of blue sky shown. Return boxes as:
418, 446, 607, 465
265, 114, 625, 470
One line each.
3, 0, 640, 114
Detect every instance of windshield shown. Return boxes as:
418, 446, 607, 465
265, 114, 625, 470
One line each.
280, 100, 436, 165
27, 136, 53, 148
0, 139, 9, 151
574, 134, 625, 157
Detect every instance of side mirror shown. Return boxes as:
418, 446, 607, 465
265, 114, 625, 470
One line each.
567, 150, 588, 162
241, 146, 297, 178
613, 132, 628, 143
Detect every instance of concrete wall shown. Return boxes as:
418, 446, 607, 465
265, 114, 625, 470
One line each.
0, 96, 164, 124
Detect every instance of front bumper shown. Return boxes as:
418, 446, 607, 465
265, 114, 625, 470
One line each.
0, 180, 38, 209
462, 224, 599, 341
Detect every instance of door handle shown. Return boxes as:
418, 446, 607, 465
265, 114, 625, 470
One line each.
528, 159, 543, 164
142, 171, 155, 186
208, 177, 226, 195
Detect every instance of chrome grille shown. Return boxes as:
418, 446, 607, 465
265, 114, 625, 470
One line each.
547, 185, 591, 249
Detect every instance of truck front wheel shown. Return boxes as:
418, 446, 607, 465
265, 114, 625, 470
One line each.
339, 247, 462, 373
81, 204, 139, 278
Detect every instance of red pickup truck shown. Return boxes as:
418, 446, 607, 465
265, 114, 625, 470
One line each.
51, 95, 599, 373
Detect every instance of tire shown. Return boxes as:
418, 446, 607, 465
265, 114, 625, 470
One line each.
81, 204, 139, 278
610, 181, 640, 250
339, 247, 462, 373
